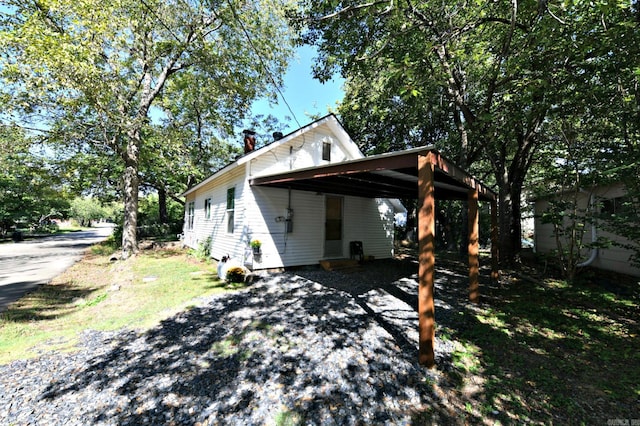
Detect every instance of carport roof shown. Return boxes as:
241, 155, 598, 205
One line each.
250, 146, 496, 202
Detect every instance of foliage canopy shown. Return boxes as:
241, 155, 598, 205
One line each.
0, 0, 296, 256
294, 0, 640, 264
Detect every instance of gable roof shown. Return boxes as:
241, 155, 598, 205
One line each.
238, 114, 363, 166
181, 114, 361, 197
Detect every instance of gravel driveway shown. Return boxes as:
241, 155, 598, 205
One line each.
0, 257, 483, 425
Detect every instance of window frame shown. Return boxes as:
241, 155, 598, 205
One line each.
322, 141, 331, 161
204, 197, 212, 220
187, 201, 195, 229
601, 196, 629, 216
226, 187, 235, 233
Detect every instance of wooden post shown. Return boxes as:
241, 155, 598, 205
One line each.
468, 189, 480, 303
490, 199, 499, 281
418, 153, 436, 367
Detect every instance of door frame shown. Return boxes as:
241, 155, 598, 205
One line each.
324, 195, 344, 258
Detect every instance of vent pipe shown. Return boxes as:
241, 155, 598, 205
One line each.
273, 131, 283, 141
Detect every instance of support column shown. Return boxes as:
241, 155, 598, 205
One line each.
418, 153, 436, 367
490, 199, 499, 281
468, 189, 480, 303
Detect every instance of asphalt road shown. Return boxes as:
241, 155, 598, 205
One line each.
0, 224, 114, 313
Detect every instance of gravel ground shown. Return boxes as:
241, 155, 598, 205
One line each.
0, 257, 484, 425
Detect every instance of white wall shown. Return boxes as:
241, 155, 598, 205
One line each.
185, 182, 398, 270
241, 187, 397, 269
343, 197, 395, 260
183, 167, 247, 258
246, 127, 358, 179
534, 183, 640, 277
182, 116, 399, 270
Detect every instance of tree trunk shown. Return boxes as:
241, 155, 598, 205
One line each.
459, 201, 469, 259
455, 107, 471, 259
158, 186, 168, 224
496, 178, 523, 266
122, 130, 140, 259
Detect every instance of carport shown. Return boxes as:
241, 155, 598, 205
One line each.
250, 146, 498, 367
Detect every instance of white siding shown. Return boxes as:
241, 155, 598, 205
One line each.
247, 127, 359, 179
533, 183, 640, 277
246, 187, 325, 268
343, 197, 395, 260
186, 183, 398, 269
183, 167, 247, 259
242, 189, 397, 269
183, 115, 400, 270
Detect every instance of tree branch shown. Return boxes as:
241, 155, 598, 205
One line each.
32, 0, 65, 34
141, 181, 186, 206
316, 1, 392, 21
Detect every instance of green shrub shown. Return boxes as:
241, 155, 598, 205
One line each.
191, 236, 212, 261
90, 241, 117, 256
109, 224, 123, 249
225, 266, 245, 283
33, 222, 59, 234
137, 221, 183, 239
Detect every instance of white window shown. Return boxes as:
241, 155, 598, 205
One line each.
204, 198, 212, 220
322, 141, 331, 161
226, 187, 235, 233
187, 201, 195, 229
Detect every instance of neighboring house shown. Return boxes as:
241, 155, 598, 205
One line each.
533, 182, 640, 277
181, 114, 406, 270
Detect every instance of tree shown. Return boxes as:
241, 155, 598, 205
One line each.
295, 0, 640, 264
530, 68, 640, 279
0, 125, 71, 235
68, 196, 106, 227
1, 0, 295, 257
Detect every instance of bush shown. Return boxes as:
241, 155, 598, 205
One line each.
108, 221, 183, 250
33, 222, 59, 234
109, 223, 123, 249
225, 266, 245, 283
137, 221, 183, 239
191, 236, 212, 261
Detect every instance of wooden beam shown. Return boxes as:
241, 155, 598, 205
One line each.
491, 199, 499, 281
418, 153, 436, 367
250, 150, 417, 186
468, 189, 480, 303
430, 151, 496, 202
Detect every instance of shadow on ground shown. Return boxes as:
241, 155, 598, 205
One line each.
6, 254, 636, 425
31, 256, 481, 425
1, 281, 102, 322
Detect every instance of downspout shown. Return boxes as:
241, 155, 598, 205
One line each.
577, 190, 598, 267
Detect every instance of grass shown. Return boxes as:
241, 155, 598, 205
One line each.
437, 260, 640, 424
0, 245, 243, 365
1, 245, 637, 424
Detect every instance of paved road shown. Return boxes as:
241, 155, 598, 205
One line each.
0, 225, 114, 313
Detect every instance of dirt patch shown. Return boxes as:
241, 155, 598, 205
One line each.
138, 239, 183, 251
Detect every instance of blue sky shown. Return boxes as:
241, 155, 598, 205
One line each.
250, 45, 345, 133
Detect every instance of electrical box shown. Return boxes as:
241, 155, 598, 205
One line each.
285, 208, 293, 233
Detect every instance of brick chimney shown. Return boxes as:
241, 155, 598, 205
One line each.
243, 130, 256, 154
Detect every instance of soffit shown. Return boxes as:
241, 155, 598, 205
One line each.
250, 147, 496, 202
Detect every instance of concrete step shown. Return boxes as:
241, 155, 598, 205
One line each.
319, 258, 362, 272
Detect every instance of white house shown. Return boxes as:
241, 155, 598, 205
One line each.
533, 182, 640, 277
181, 114, 406, 270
